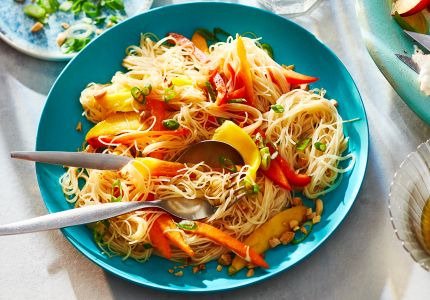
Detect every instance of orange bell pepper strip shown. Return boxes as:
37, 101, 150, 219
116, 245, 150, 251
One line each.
166, 33, 227, 106
255, 129, 311, 187
226, 86, 245, 100
86, 129, 190, 148
191, 32, 210, 55
281, 68, 319, 84
156, 214, 195, 257
237, 37, 256, 107
148, 99, 165, 159
183, 221, 269, 269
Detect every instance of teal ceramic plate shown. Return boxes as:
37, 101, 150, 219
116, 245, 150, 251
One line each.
35, 2, 369, 292
356, 0, 430, 124
0, 0, 153, 61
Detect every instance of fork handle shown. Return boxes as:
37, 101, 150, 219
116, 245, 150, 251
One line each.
0, 201, 161, 236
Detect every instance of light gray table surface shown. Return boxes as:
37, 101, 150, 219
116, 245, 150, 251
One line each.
1, 0, 430, 299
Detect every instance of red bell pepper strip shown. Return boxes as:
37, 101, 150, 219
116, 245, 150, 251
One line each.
156, 214, 195, 257
183, 221, 269, 269
226, 86, 245, 100
237, 37, 256, 107
259, 159, 292, 191
255, 129, 311, 187
166, 33, 227, 106
86, 129, 190, 148
281, 68, 319, 84
148, 99, 165, 159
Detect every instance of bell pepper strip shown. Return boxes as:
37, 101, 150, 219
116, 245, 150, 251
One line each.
255, 129, 311, 187
156, 214, 195, 256
85, 112, 148, 141
191, 32, 210, 55
95, 89, 146, 112
226, 86, 245, 100
148, 99, 165, 159
86, 129, 190, 148
182, 221, 269, 269
166, 33, 227, 106
259, 159, 292, 191
149, 216, 172, 260
236, 37, 256, 107
171, 76, 193, 86
281, 68, 319, 84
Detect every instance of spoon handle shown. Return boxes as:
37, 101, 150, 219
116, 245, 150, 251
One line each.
0, 201, 161, 236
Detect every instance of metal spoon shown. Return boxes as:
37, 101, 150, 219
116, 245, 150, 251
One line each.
2, 141, 245, 236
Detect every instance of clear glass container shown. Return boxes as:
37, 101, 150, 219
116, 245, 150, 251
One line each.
257, 0, 319, 14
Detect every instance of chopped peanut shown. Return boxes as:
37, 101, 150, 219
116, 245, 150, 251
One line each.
30, 22, 43, 32
183, 264, 188, 268
106, 21, 114, 28
93, 89, 107, 99
316, 199, 323, 216
307, 212, 317, 220
216, 265, 223, 271
313, 215, 321, 224
168, 269, 174, 274
306, 208, 312, 216
330, 99, 338, 107
282, 64, 294, 70
292, 197, 303, 207
291, 84, 309, 91
247, 269, 254, 277
247, 263, 257, 269
56, 32, 67, 46
61, 23, 70, 29
218, 253, 232, 266
301, 227, 308, 235
178, 266, 184, 269
199, 263, 206, 270
298, 157, 308, 166
280, 231, 295, 245
268, 237, 281, 249
174, 271, 183, 277
96, 29, 104, 35
192, 266, 199, 274
289, 219, 299, 229
293, 225, 300, 232
76, 122, 82, 131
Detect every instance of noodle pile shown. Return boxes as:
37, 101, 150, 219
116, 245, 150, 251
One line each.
60, 33, 354, 264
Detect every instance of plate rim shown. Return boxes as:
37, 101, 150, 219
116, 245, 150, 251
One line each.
35, 1, 369, 292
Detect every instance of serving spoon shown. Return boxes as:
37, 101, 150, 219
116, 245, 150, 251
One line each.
2, 141, 245, 236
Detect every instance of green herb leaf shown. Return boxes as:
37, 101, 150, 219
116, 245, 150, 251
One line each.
296, 138, 312, 150
111, 179, 123, 202
226, 99, 247, 104
164, 85, 175, 104
104, 0, 124, 10
261, 43, 274, 59
94, 219, 110, 244
109, 15, 123, 24
94, 16, 106, 24
271, 104, 285, 113
314, 142, 327, 152
205, 81, 217, 102
394, 11, 421, 33
219, 156, 237, 173
162, 119, 180, 130
175, 220, 197, 231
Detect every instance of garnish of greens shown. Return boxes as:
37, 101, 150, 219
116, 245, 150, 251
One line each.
23, 0, 126, 53
195, 28, 232, 42
290, 220, 313, 245
162, 119, 180, 130
261, 43, 274, 59
205, 81, 217, 102
271, 104, 285, 113
242, 179, 259, 197
110, 179, 123, 202
296, 138, 312, 150
393, 11, 428, 34
164, 85, 175, 104
131, 83, 151, 105
219, 156, 237, 173
314, 142, 327, 152
253, 132, 279, 171
93, 219, 110, 244
175, 220, 197, 231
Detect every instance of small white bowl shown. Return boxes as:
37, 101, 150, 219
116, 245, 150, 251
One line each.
389, 140, 430, 271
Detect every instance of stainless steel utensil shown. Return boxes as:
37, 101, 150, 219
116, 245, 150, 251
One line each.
395, 30, 430, 73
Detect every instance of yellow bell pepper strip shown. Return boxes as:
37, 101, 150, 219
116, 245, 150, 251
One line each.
212, 121, 261, 182
85, 112, 147, 141
87, 129, 190, 148
156, 214, 195, 257
166, 33, 227, 106
229, 206, 308, 275
281, 68, 319, 84
181, 221, 269, 269
95, 89, 146, 112
191, 31, 210, 55
171, 76, 193, 86
237, 36, 256, 107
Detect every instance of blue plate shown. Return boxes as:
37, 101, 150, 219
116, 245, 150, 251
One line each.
0, 0, 153, 61
35, 2, 369, 292
356, 0, 430, 125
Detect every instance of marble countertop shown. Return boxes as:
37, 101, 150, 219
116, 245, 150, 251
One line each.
1, 0, 430, 299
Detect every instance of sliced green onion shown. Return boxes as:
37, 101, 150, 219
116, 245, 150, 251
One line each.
217, 117, 227, 125
260, 147, 271, 170
213, 28, 232, 41
94, 219, 110, 244
196, 28, 218, 41
82, 2, 100, 17
219, 156, 237, 173
142, 83, 152, 96
241, 179, 259, 197
23, 5, 46, 20
263, 139, 278, 159
131, 87, 146, 105
314, 142, 327, 152
94, 16, 106, 24
271, 104, 285, 113
261, 43, 274, 59
164, 85, 175, 104
66, 23, 93, 40
142, 243, 153, 250
205, 81, 217, 102
59, 1, 73, 11
104, 0, 125, 11
109, 16, 123, 24
291, 220, 313, 245
162, 119, 180, 130
226, 99, 247, 104
38, 0, 54, 14
296, 138, 312, 150
71, 0, 85, 13
61, 38, 90, 54
82, 17, 92, 24
111, 179, 123, 202
253, 132, 264, 148
175, 220, 197, 231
